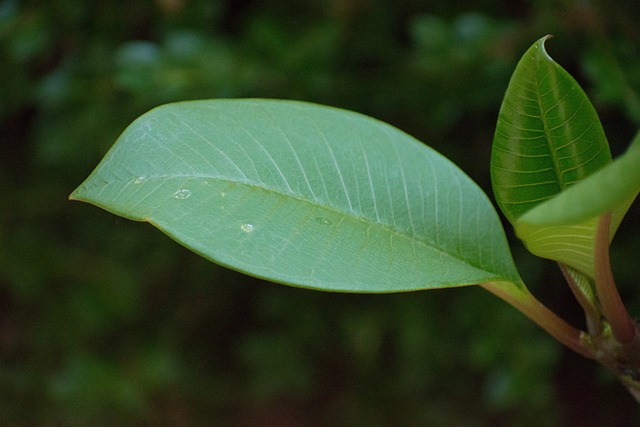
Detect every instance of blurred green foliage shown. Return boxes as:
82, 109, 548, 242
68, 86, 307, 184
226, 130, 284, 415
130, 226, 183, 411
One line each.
2, 0, 640, 425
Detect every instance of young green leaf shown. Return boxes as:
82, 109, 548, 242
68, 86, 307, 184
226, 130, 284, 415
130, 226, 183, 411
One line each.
71, 99, 523, 292
491, 36, 612, 277
492, 35, 612, 222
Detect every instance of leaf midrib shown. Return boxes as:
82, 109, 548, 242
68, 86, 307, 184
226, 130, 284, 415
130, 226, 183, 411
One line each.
536, 65, 567, 192
113, 173, 507, 279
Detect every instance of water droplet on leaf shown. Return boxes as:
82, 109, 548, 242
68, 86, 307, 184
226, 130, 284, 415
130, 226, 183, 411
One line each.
240, 223, 254, 233
315, 217, 332, 225
133, 176, 146, 184
173, 189, 191, 199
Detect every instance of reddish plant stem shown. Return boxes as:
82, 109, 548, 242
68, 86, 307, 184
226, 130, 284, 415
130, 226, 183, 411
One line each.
481, 281, 593, 359
594, 213, 636, 344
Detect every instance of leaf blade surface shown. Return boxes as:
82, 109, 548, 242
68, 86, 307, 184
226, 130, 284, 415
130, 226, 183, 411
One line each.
518, 132, 640, 230
71, 99, 522, 292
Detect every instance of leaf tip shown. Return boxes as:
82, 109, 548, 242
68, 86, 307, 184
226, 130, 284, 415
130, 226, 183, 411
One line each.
68, 186, 85, 202
537, 34, 555, 61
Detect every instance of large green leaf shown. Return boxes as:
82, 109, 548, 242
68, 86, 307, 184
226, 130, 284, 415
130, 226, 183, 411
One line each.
71, 99, 522, 292
491, 36, 612, 277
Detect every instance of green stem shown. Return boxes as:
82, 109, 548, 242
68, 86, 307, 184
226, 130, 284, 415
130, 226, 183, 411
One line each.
481, 281, 593, 359
594, 213, 636, 344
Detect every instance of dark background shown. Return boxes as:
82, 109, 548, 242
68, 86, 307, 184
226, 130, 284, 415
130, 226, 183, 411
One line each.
2, 1, 640, 425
